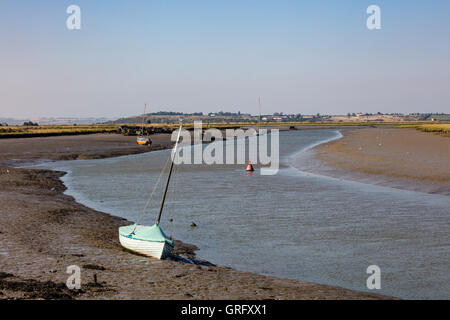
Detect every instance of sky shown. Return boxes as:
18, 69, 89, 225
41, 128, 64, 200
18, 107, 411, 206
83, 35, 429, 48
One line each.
0, 0, 449, 118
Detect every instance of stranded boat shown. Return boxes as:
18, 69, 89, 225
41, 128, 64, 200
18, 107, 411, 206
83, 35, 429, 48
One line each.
119, 122, 182, 259
137, 135, 151, 145
137, 104, 151, 145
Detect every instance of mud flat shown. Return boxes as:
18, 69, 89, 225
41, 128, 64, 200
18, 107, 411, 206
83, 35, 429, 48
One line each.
0, 133, 174, 168
0, 133, 393, 299
310, 128, 450, 196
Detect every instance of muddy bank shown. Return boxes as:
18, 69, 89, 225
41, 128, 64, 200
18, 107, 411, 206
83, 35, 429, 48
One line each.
0, 133, 174, 167
310, 128, 450, 196
0, 134, 394, 300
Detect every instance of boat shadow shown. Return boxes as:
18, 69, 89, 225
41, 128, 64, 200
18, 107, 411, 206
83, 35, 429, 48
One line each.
169, 239, 216, 266
167, 254, 215, 267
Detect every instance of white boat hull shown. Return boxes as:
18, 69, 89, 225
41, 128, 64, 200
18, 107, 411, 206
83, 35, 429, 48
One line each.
119, 234, 173, 259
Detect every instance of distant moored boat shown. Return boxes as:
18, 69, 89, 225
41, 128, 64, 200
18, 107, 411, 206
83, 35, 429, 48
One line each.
137, 136, 151, 145
137, 104, 151, 146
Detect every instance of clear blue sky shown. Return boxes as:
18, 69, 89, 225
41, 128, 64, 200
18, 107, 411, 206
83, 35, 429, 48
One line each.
1, 0, 449, 118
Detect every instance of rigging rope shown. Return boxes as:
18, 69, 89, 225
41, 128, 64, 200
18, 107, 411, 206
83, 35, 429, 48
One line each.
131, 153, 172, 233
130, 123, 183, 235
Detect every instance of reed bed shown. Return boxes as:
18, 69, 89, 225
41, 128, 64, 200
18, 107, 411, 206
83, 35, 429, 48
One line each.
0, 121, 439, 138
0, 125, 119, 138
416, 124, 450, 134
398, 123, 450, 136
133, 121, 434, 130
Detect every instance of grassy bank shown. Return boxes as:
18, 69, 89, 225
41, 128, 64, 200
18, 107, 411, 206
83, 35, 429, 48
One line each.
416, 123, 450, 134
132, 121, 435, 131
0, 121, 438, 138
398, 123, 450, 136
0, 125, 119, 138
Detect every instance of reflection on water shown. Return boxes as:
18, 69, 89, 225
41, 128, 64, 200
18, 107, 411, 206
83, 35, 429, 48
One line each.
37, 130, 450, 299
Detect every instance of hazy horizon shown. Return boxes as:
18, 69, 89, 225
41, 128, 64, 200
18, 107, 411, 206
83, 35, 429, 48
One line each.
1, 0, 449, 118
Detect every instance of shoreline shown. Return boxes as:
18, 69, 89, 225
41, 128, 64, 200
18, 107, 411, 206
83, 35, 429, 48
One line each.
0, 132, 394, 300
306, 128, 450, 196
0, 133, 174, 168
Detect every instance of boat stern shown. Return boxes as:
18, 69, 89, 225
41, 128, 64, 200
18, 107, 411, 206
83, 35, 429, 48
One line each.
119, 224, 174, 259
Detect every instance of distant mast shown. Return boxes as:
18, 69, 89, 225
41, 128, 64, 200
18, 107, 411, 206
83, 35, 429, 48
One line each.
141, 104, 147, 134
137, 104, 151, 145
258, 97, 262, 131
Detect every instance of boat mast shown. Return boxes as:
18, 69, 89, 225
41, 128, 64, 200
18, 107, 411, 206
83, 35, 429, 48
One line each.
141, 104, 146, 135
156, 122, 182, 225
258, 97, 261, 131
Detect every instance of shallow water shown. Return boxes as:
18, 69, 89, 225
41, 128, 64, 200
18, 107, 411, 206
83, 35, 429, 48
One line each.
35, 130, 450, 299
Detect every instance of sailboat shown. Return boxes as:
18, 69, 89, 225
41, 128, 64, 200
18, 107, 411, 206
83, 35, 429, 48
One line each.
119, 123, 183, 259
137, 104, 151, 145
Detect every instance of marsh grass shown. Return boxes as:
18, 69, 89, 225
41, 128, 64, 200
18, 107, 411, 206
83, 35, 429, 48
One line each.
0, 125, 119, 138
398, 123, 450, 136
416, 124, 450, 134
141, 121, 433, 130
0, 121, 439, 138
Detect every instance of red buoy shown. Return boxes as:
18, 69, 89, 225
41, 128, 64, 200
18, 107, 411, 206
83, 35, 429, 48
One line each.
246, 161, 255, 172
